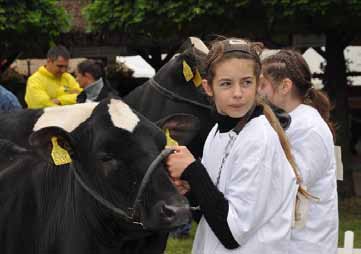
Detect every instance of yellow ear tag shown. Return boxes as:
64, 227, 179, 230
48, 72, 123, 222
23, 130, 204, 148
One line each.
192, 69, 202, 87
51, 136, 72, 166
165, 128, 179, 147
182, 60, 194, 82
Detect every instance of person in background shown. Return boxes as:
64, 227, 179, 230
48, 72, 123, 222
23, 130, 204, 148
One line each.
259, 49, 338, 254
25, 45, 82, 108
0, 84, 21, 112
166, 38, 300, 254
75, 59, 118, 103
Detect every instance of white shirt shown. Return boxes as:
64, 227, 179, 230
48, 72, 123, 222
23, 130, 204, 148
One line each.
287, 104, 338, 254
192, 115, 298, 254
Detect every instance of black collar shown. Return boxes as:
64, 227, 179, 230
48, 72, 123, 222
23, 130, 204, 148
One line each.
215, 105, 263, 133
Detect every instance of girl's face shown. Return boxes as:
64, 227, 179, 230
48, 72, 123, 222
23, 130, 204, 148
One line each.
203, 58, 257, 118
258, 74, 285, 109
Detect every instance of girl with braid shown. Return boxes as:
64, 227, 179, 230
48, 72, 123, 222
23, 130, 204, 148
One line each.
259, 49, 338, 254
166, 38, 300, 253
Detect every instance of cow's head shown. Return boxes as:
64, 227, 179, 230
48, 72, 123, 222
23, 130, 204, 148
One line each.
153, 37, 209, 106
140, 37, 215, 158
29, 99, 199, 231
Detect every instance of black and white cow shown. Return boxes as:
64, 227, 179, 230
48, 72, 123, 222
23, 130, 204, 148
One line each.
0, 98, 198, 254
124, 37, 215, 158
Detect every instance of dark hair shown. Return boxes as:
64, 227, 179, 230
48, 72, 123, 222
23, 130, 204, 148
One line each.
47, 45, 70, 61
262, 49, 335, 139
77, 60, 103, 80
205, 37, 264, 85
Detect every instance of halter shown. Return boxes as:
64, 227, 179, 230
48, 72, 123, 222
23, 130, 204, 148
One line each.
148, 78, 212, 110
71, 148, 175, 227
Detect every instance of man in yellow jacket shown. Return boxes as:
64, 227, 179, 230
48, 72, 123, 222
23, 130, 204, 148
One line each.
25, 45, 82, 108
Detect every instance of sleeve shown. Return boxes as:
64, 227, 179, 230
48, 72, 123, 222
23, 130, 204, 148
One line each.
25, 77, 57, 109
181, 160, 240, 249
290, 130, 330, 187
226, 135, 283, 246
1, 91, 21, 111
57, 93, 79, 106
57, 75, 82, 106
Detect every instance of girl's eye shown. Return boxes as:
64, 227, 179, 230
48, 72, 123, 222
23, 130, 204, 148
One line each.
220, 81, 231, 87
242, 80, 253, 87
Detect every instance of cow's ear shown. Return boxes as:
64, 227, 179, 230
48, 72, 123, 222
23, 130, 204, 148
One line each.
156, 113, 200, 145
29, 127, 76, 164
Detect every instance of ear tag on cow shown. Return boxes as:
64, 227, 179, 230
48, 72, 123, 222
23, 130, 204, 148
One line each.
192, 69, 202, 87
182, 60, 194, 82
51, 137, 72, 166
165, 128, 179, 146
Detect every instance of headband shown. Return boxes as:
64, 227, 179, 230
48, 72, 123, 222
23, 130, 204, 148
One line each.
223, 39, 253, 56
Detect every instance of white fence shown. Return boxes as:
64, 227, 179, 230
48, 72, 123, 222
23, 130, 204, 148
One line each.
338, 231, 361, 254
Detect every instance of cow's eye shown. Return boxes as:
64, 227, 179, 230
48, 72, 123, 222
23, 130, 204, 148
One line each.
96, 153, 120, 176
101, 155, 113, 162
97, 153, 114, 162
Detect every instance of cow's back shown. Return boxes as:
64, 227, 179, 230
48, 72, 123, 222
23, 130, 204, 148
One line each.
0, 109, 42, 148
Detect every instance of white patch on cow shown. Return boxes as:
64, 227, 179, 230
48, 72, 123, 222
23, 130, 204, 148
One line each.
108, 99, 139, 132
33, 102, 98, 132
190, 37, 209, 54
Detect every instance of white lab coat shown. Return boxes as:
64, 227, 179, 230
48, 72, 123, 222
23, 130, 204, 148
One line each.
287, 104, 339, 254
192, 115, 298, 254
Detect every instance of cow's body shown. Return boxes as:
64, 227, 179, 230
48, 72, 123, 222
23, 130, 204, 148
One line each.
124, 39, 215, 158
0, 99, 194, 254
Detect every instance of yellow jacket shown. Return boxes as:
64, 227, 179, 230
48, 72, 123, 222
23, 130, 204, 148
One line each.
25, 66, 82, 109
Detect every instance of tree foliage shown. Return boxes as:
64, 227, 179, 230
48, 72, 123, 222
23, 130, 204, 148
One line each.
0, 0, 70, 57
83, 1, 265, 39
84, 0, 361, 44
263, 1, 361, 34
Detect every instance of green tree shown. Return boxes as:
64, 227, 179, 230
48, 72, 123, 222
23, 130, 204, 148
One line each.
0, 0, 70, 70
83, 0, 268, 70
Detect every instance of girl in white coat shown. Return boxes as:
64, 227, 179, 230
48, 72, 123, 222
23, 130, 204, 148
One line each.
259, 49, 338, 254
166, 38, 301, 254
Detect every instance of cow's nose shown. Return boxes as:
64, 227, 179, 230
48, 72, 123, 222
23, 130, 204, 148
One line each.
161, 204, 191, 225
161, 204, 177, 218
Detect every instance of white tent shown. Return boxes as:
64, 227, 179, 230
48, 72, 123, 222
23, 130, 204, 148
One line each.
116, 55, 155, 78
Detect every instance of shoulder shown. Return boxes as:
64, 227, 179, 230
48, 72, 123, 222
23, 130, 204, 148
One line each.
288, 104, 333, 145
289, 104, 324, 129
0, 86, 12, 99
27, 69, 46, 84
0, 85, 7, 94
236, 115, 278, 153
62, 72, 77, 82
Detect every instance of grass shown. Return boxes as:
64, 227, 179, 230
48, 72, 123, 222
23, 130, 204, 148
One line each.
165, 197, 361, 253
338, 197, 361, 248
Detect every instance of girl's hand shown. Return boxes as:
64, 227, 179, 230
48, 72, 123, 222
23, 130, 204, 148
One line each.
166, 146, 195, 179
173, 179, 191, 195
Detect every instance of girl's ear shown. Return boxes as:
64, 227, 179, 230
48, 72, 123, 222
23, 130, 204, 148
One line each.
280, 78, 293, 95
84, 72, 94, 81
202, 79, 213, 97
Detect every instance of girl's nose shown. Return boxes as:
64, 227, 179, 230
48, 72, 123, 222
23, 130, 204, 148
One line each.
233, 84, 243, 97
